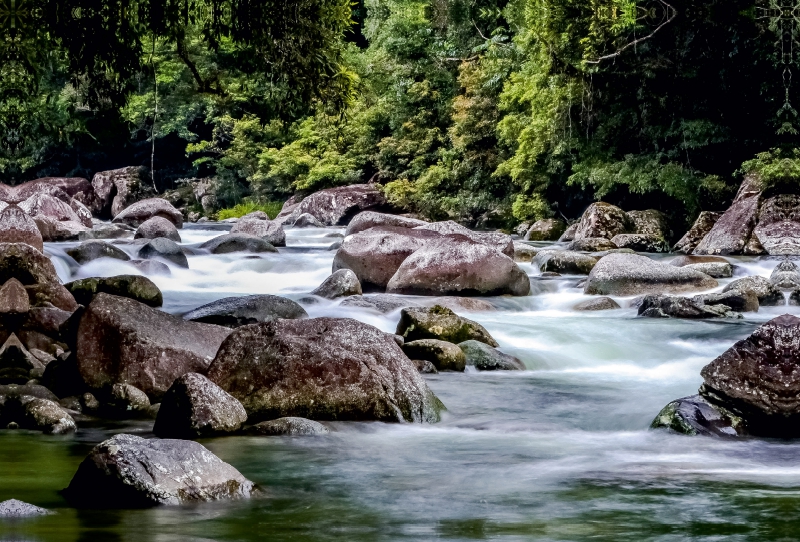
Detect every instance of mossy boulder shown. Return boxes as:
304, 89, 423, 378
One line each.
396, 305, 498, 347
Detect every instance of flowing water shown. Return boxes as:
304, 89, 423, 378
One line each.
3, 226, 800, 541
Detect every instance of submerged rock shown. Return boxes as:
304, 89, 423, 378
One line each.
458, 340, 525, 371
64, 434, 255, 507
0, 499, 52, 517
651, 395, 741, 437
154, 373, 247, 439
694, 290, 759, 313
584, 253, 718, 296
573, 297, 621, 311
396, 305, 498, 347
338, 294, 418, 313
182, 294, 308, 327
207, 317, 444, 423
249, 417, 329, 436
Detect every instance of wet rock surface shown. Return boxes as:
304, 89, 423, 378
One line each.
249, 417, 330, 436
573, 297, 621, 311
345, 211, 427, 236
458, 340, 525, 371
723, 276, 785, 306
200, 233, 278, 254
276, 184, 390, 226
673, 212, 722, 253
66, 275, 163, 307
396, 305, 498, 347
207, 317, 444, 423
0, 499, 53, 517
584, 253, 718, 296
533, 250, 597, 275
401, 339, 466, 372
64, 434, 255, 507
137, 238, 189, 268
230, 218, 286, 247
637, 295, 738, 319
183, 294, 308, 327
66, 240, 130, 264
112, 198, 183, 228
311, 269, 362, 299
524, 218, 566, 241
134, 216, 181, 242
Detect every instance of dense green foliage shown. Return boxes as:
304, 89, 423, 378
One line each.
3, 0, 800, 228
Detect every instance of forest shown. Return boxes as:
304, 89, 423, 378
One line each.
1, 0, 798, 230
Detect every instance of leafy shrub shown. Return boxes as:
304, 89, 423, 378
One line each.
216, 200, 284, 220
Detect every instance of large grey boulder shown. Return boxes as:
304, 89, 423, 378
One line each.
65, 275, 163, 307
533, 250, 597, 275
182, 295, 307, 328
20, 397, 77, 434
66, 240, 130, 265
200, 233, 278, 254
413, 221, 514, 257
386, 236, 530, 296
693, 175, 763, 255
230, 218, 286, 247
723, 276, 785, 306
137, 238, 189, 268
153, 373, 247, 438
134, 216, 181, 242
584, 253, 718, 296
311, 269, 362, 299
673, 211, 722, 253
33, 216, 87, 242
207, 317, 444, 423
396, 305, 498, 347
458, 340, 525, 371
345, 211, 427, 236
76, 294, 231, 400
113, 198, 184, 228
63, 434, 255, 507
276, 184, 390, 226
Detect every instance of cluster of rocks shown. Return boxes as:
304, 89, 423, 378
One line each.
333, 212, 530, 297
652, 314, 800, 437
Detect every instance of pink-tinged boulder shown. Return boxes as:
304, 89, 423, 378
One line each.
333, 226, 442, 291
673, 211, 722, 253
33, 216, 88, 242
414, 221, 514, 257
91, 166, 154, 218
69, 199, 94, 227
276, 184, 390, 226
345, 211, 427, 236
206, 317, 444, 423
76, 293, 230, 400
19, 193, 83, 224
229, 218, 285, 247
386, 236, 530, 296
112, 198, 183, 228
752, 194, 800, 255
0, 243, 78, 311
693, 196, 761, 255
0, 204, 43, 251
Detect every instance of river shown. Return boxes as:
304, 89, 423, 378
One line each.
2, 224, 799, 541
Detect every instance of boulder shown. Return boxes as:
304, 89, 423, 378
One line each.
311, 269, 362, 299
609, 234, 669, 253
0, 243, 78, 311
458, 340, 525, 370
573, 297, 621, 311
512, 242, 537, 263
693, 194, 761, 255
92, 167, 154, 218
182, 295, 308, 328
66, 275, 163, 307
345, 211, 427, 236
573, 202, 634, 241
683, 262, 733, 279
33, 216, 87, 242
249, 417, 329, 436
533, 250, 597, 275
19, 397, 77, 434
134, 216, 181, 242
338, 294, 418, 313
651, 394, 741, 437
770, 260, 800, 290
524, 218, 566, 241
670, 255, 729, 267
673, 211, 722, 253
566, 237, 617, 252
291, 213, 324, 228
70, 199, 95, 228
66, 240, 130, 265
153, 373, 247, 438
396, 305, 498, 347
128, 259, 172, 276
76, 294, 231, 400
63, 434, 255, 507
19, 192, 83, 224
723, 276, 785, 306
627, 209, 669, 238
558, 222, 579, 242
414, 221, 514, 257
207, 317, 444, 423
401, 339, 466, 372
0, 204, 43, 251
31, 177, 96, 207
137, 238, 189, 268
230, 218, 286, 247
200, 233, 277, 254
584, 253, 718, 296
696, 314, 800, 436
332, 226, 441, 291
0, 499, 52, 517
752, 194, 800, 255
637, 295, 737, 319
78, 223, 134, 241
105, 383, 151, 418
0, 278, 30, 315
276, 184, 390, 226
694, 290, 759, 313
113, 198, 183, 228
386, 236, 530, 296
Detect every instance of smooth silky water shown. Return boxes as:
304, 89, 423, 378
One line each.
4, 227, 800, 541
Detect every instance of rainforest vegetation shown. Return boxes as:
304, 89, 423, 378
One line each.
2, 0, 799, 228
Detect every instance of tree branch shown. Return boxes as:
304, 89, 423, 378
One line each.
585, 0, 677, 64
